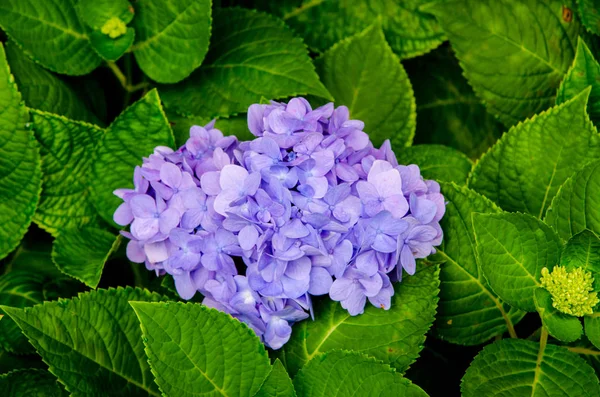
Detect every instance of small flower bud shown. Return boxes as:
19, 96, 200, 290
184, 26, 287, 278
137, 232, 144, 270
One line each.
101, 17, 127, 39
540, 266, 599, 317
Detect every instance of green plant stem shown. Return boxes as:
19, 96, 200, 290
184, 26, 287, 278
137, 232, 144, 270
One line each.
527, 327, 543, 340
106, 61, 149, 93
567, 346, 600, 356
283, 0, 324, 20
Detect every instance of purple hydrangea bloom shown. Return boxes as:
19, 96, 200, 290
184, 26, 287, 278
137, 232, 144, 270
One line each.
115, 100, 445, 350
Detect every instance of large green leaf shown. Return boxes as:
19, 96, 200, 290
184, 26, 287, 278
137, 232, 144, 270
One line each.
31, 110, 104, 236
160, 8, 332, 119
462, 339, 600, 396
91, 89, 175, 226
130, 301, 271, 397
426, 0, 580, 126
77, 0, 134, 30
314, 24, 415, 147
469, 89, 600, 218
534, 288, 583, 343
90, 28, 135, 62
406, 46, 503, 159
545, 159, 600, 240
0, 0, 101, 75
473, 212, 563, 312
5, 41, 99, 124
0, 43, 41, 261
293, 351, 427, 397
557, 38, 600, 127
255, 359, 296, 397
578, 0, 600, 35
52, 227, 119, 288
280, 264, 439, 376
560, 230, 600, 277
0, 369, 67, 396
2, 287, 165, 396
283, 0, 445, 59
132, 0, 211, 83
433, 183, 524, 345
395, 145, 473, 184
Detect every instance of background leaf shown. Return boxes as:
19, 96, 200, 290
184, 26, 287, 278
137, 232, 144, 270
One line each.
0, 0, 101, 75
131, 301, 271, 397
90, 28, 135, 62
77, 0, 134, 30
473, 212, 563, 312
578, 0, 600, 35
254, 359, 296, 397
395, 145, 473, 184
3, 287, 166, 396
534, 288, 583, 343
281, 264, 439, 376
0, 368, 67, 396
132, 0, 211, 83
0, 43, 41, 260
468, 89, 600, 218
160, 8, 332, 119
315, 24, 416, 147
462, 339, 600, 396
426, 0, 580, 126
560, 230, 600, 276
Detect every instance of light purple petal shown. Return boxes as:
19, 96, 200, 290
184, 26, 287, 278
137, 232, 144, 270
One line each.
308, 267, 333, 295
114, 202, 133, 226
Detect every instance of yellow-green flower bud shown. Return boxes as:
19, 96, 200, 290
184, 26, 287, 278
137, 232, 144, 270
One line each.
101, 17, 127, 39
540, 266, 599, 317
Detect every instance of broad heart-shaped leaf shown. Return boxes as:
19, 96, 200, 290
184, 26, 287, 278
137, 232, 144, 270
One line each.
314, 24, 415, 147
0, 369, 67, 396
2, 287, 166, 397
0, 43, 41, 261
579, 0, 600, 35
31, 111, 104, 236
77, 0, 134, 30
280, 264, 439, 376
545, 159, 600, 240
160, 8, 332, 119
90, 28, 135, 62
293, 351, 427, 397
473, 212, 563, 312
131, 0, 211, 83
5, 41, 99, 124
283, 0, 445, 59
534, 288, 583, 343
468, 88, 600, 219
52, 227, 120, 288
406, 46, 503, 159
557, 38, 600, 127
0, 271, 45, 354
0, 0, 101, 75
91, 89, 175, 226
395, 145, 473, 184
255, 359, 296, 397
130, 301, 271, 397
432, 183, 524, 345
425, 0, 579, 126
462, 339, 600, 396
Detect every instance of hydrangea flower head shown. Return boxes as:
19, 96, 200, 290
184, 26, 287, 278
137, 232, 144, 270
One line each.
540, 266, 599, 316
114, 98, 446, 349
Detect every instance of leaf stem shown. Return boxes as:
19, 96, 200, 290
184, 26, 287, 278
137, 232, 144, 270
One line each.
283, 0, 325, 20
567, 346, 600, 356
106, 61, 150, 93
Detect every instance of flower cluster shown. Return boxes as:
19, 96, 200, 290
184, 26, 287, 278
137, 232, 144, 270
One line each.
540, 266, 599, 317
114, 98, 445, 349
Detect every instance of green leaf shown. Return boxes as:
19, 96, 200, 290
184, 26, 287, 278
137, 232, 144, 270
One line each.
468, 89, 600, 218
5, 41, 99, 124
586, 313, 600, 351
91, 89, 175, 226
161, 8, 332, 119
131, 0, 211, 83
130, 301, 271, 397
433, 183, 524, 345
545, 159, 600, 240
0, 43, 42, 261
281, 264, 439, 376
0, 369, 67, 396
534, 288, 583, 342
30, 110, 104, 236
0, 0, 101, 75
462, 339, 600, 396
166, 110, 252, 147
405, 46, 503, 159
90, 28, 135, 62
255, 359, 296, 397
3, 287, 166, 396
557, 38, 600, 126
77, 0, 134, 30
0, 271, 45, 354
283, 0, 446, 59
52, 227, 120, 288
578, 0, 600, 35
425, 0, 580, 126
314, 24, 415, 147
395, 145, 472, 184
293, 351, 427, 397
473, 212, 563, 312
560, 230, 600, 277
2, 236, 63, 279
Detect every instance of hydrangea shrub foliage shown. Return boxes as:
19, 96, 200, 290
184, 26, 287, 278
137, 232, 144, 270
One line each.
0, 1, 600, 396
